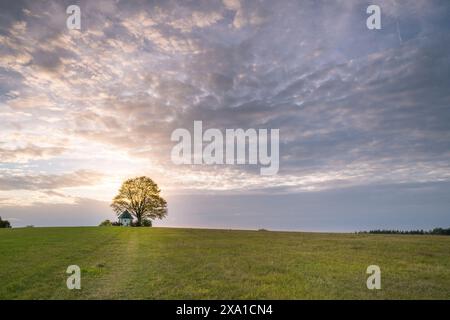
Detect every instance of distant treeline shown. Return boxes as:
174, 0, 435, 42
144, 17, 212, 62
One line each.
358, 228, 450, 236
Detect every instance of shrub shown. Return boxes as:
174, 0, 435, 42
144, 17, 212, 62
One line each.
130, 219, 152, 227
0, 217, 11, 228
142, 219, 152, 227
99, 219, 112, 227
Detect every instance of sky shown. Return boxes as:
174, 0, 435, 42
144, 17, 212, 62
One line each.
1, 0, 450, 231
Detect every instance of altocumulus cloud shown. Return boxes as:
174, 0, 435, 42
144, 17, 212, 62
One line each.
0, 170, 104, 191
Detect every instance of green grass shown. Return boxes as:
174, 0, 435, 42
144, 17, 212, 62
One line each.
0, 227, 449, 299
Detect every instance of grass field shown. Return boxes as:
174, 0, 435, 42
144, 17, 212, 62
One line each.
0, 227, 449, 299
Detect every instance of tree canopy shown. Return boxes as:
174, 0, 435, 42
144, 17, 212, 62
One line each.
111, 176, 167, 226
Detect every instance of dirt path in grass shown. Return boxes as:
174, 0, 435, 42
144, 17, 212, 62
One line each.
79, 229, 141, 299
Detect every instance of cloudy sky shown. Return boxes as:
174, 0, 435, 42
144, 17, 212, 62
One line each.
1, 0, 450, 231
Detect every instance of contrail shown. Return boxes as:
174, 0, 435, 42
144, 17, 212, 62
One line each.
396, 20, 403, 43
390, 0, 403, 44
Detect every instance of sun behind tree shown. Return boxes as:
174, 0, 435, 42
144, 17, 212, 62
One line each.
111, 176, 167, 226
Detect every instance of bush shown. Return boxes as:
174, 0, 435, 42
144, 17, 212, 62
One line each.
111, 221, 122, 226
142, 219, 152, 227
99, 219, 112, 227
130, 219, 152, 227
0, 217, 11, 228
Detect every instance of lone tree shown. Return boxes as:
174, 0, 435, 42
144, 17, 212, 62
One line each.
111, 176, 167, 226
